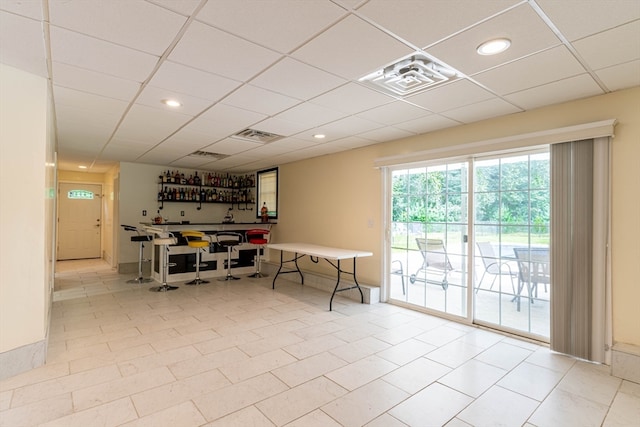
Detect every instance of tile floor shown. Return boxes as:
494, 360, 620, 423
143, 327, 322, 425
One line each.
1, 259, 638, 427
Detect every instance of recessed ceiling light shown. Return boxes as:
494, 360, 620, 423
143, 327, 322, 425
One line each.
477, 38, 511, 55
78, 165, 87, 169
162, 99, 182, 108
313, 134, 326, 139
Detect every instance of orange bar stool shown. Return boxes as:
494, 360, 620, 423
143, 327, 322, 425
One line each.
181, 230, 212, 285
121, 225, 153, 284
216, 232, 243, 281
245, 229, 270, 278
151, 232, 179, 292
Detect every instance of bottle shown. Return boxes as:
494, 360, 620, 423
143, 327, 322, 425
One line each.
194, 171, 201, 186
261, 202, 269, 223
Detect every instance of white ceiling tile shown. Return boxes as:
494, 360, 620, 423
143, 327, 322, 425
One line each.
573, 21, 640, 71
0, 11, 47, 77
357, 126, 415, 142
291, 14, 414, 80
146, 0, 202, 16
113, 104, 193, 144
441, 98, 522, 124
473, 46, 586, 95
536, 0, 640, 41
407, 79, 494, 113
251, 57, 346, 100
50, 26, 159, 82
203, 138, 261, 155
136, 85, 214, 116
194, 104, 267, 136
274, 102, 346, 128
54, 86, 129, 120
101, 139, 152, 161
241, 141, 300, 156
196, 0, 346, 53
505, 74, 604, 110
596, 60, 640, 92
331, 136, 379, 149
0, 0, 43, 19
357, 0, 520, 48
297, 116, 383, 142
168, 21, 282, 82
52, 62, 141, 101
252, 117, 311, 137
393, 114, 460, 134
49, 0, 186, 56
162, 128, 222, 150
149, 61, 242, 102
311, 82, 395, 114
356, 101, 431, 125
221, 85, 301, 116
263, 138, 320, 152
427, 3, 561, 76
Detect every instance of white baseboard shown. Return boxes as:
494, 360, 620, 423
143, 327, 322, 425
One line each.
0, 340, 47, 381
611, 342, 640, 384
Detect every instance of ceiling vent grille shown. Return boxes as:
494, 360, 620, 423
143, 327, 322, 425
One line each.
231, 128, 283, 144
189, 150, 229, 160
359, 52, 460, 97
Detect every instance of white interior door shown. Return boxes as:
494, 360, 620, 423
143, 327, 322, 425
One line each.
58, 183, 102, 260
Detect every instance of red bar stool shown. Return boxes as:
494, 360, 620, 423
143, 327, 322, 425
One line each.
245, 229, 270, 278
181, 230, 212, 285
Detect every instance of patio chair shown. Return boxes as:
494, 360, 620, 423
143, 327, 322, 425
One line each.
409, 238, 453, 290
475, 242, 516, 294
513, 247, 550, 311
391, 259, 405, 294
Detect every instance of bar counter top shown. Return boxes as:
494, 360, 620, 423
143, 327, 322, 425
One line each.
140, 222, 275, 226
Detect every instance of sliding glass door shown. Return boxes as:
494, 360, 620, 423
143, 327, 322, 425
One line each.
388, 150, 550, 340
390, 162, 469, 319
473, 153, 550, 338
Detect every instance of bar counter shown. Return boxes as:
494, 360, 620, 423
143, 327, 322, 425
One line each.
140, 222, 274, 282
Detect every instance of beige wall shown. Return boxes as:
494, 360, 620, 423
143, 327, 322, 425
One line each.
0, 64, 50, 355
277, 87, 640, 347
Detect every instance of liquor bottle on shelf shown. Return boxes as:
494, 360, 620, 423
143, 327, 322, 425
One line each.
261, 202, 269, 223
194, 171, 201, 186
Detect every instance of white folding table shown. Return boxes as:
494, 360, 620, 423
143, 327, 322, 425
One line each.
267, 243, 373, 311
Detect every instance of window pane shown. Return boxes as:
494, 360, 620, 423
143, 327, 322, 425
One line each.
257, 168, 278, 219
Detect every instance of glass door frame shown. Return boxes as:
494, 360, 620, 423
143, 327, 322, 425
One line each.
383, 149, 551, 342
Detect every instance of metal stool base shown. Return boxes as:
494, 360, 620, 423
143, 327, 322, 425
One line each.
127, 277, 153, 284
149, 284, 179, 292
218, 275, 240, 281
248, 272, 268, 278
186, 278, 209, 285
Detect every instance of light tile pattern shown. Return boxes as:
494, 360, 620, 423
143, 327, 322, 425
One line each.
1, 259, 637, 426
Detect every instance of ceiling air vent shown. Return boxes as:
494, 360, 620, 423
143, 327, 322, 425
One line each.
189, 150, 229, 160
231, 128, 283, 144
359, 52, 460, 97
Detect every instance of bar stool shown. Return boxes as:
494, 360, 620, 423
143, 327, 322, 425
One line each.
216, 232, 243, 281
121, 225, 153, 284
150, 232, 179, 292
181, 230, 211, 285
245, 229, 270, 278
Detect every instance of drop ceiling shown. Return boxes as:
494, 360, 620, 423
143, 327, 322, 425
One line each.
1, 0, 638, 173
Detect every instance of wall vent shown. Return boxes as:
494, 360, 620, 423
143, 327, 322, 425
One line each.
189, 150, 229, 160
231, 128, 283, 144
